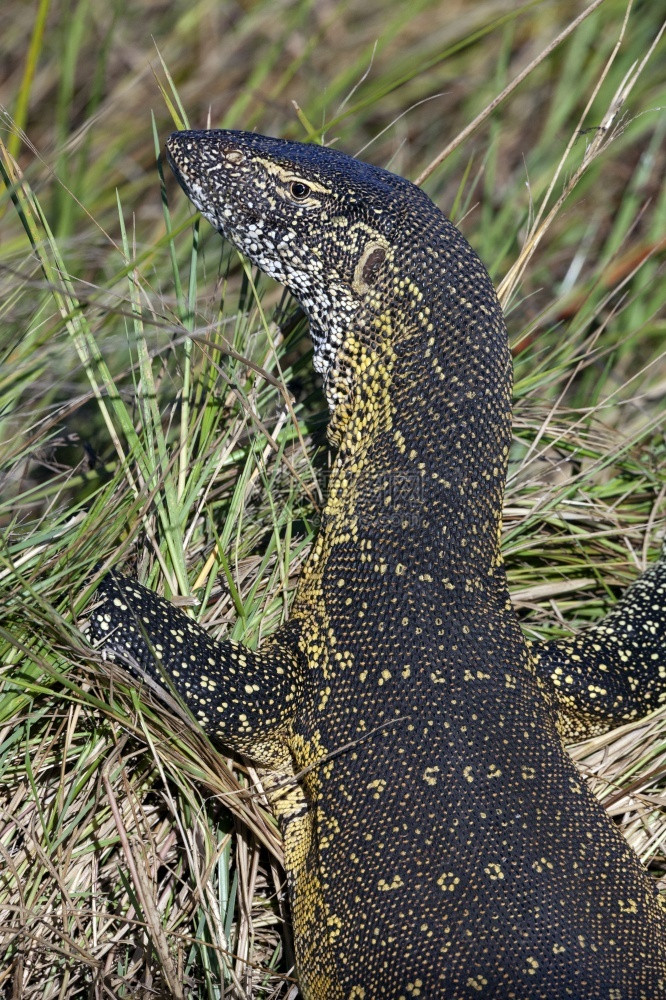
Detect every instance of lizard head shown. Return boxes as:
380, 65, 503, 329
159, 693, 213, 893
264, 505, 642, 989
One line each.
166, 129, 429, 415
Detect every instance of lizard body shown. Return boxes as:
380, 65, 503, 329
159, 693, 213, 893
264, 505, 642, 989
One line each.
91, 130, 666, 998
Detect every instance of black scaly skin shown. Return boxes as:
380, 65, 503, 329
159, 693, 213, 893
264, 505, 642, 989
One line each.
90, 130, 666, 999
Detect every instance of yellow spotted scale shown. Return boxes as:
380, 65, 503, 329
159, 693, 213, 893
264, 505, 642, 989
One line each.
90, 130, 666, 999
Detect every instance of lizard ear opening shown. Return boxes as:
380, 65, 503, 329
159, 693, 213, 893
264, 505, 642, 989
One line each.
353, 240, 388, 295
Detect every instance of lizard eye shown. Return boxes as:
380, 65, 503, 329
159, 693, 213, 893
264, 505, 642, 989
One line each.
289, 180, 311, 200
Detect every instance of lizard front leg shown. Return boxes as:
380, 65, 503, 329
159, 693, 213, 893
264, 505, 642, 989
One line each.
531, 542, 666, 740
89, 571, 303, 766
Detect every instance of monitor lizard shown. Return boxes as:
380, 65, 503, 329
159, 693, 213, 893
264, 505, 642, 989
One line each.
89, 129, 666, 999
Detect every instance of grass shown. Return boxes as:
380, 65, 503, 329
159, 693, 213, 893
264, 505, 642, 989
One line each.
1, 0, 665, 995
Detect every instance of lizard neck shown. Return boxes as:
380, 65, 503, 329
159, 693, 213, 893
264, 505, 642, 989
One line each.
314, 228, 512, 600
